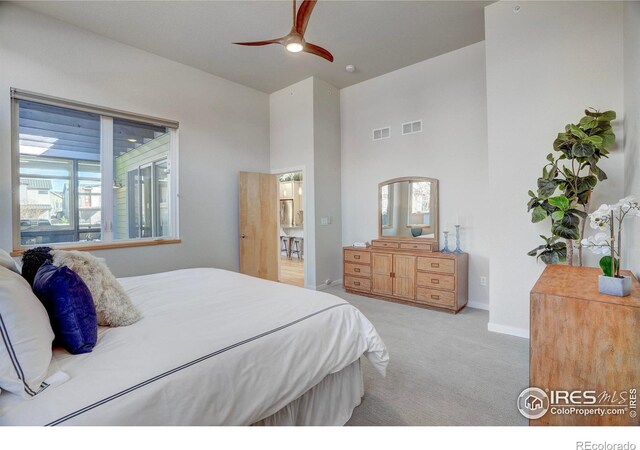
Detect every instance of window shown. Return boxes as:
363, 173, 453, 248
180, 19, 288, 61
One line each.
12, 90, 179, 251
407, 181, 431, 227
380, 184, 394, 228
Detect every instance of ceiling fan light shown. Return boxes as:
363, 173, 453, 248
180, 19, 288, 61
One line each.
286, 42, 303, 53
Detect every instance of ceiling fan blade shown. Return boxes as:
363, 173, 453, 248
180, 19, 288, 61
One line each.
295, 0, 317, 35
303, 42, 334, 62
233, 37, 286, 47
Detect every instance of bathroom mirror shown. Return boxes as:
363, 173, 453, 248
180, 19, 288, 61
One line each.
378, 177, 438, 240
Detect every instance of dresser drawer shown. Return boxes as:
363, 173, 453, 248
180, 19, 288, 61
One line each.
416, 272, 455, 291
372, 240, 399, 249
416, 287, 455, 308
417, 256, 455, 274
399, 242, 433, 251
344, 276, 371, 292
344, 262, 371, 277
344, 250, 371, 264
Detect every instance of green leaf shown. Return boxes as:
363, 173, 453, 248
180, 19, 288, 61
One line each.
551, 210, 564, 221
585, 135, 603, 148
551, 212, 580, 240
527, 247, 544, 257
599, 110, 616, 122
532, 205, 548, 223
579, 116, 598, 130
569, 209, 588, 219
546, 153, 555, 162
599, 256, 613, 277
548, 196, 570, 211
600, 129, 616, 148
570, 124, 588, 139
528, 190, 536, 197
572, 142, 595, 157
537, 179, 558, 197
576, 175, 598, 192
590, 165, 608, 181
552, 222, 580, 240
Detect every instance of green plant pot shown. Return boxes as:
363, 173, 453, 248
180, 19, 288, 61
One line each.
411, 228, 422, 237
598, 275, 631, 297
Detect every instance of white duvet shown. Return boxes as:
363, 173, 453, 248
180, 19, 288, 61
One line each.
0, 268, 388, 425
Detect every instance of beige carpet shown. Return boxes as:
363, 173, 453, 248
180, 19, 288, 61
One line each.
325, 287, 529, 426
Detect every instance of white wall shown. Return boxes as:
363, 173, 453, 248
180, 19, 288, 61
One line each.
485, 1, 624, 337
341, 42, 491, 309
0, 4, 270, 277
269, 77, 342, 289
623, 1, 640, 277
270, 78, 317, 288
313, 78, 342, 288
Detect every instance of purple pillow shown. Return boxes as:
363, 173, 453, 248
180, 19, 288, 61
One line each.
33, 262, 97, 355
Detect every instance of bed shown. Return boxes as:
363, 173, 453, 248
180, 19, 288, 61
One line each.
0, 267, 388, 426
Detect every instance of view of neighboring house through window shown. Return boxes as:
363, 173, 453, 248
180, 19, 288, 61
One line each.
113, 118, 171, 240
14, 94, 178, 249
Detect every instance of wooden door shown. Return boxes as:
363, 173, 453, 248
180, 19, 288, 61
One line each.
372, 253, 393, 296
239, 172, 279, 281
393, 254, 416, 300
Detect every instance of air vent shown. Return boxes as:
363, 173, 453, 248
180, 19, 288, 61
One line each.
402, 120, 423, 135
373, 127, 391, 141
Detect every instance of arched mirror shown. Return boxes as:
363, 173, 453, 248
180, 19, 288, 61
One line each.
378, 177, 439, 242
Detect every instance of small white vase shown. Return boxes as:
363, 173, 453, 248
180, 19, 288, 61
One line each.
598, 275, 632, 297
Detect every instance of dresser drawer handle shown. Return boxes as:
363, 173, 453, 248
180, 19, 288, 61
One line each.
354, 281, 361, 286
354, 255, 361, 260
430, 263, 440, 268
431, 295, 440, 300
354, 268, 361, 273
431, 279, 439, 284
412, 245, 418, 248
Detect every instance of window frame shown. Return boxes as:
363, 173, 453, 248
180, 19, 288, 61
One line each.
10, 88, 180, 254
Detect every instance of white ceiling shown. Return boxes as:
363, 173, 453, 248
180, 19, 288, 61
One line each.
15, 0, 492, 94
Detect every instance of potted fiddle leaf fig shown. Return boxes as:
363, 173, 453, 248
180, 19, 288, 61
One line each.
527, 108, 616, 266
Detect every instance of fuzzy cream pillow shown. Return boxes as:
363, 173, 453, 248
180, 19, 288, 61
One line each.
51, 250, 141, 327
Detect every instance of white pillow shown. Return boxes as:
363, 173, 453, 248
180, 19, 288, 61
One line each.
0, 248, 20, 274
0, 267, 54, 399
52, 250, 141, 327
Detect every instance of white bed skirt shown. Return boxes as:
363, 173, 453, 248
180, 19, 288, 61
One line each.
253, 359, 364, 426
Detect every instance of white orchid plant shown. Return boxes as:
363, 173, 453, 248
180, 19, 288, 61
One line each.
581, 196, 640, 277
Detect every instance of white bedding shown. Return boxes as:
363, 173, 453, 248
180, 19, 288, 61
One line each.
0, 268, 388, 425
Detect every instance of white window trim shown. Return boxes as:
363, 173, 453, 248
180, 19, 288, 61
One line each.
10, 89, 180, 253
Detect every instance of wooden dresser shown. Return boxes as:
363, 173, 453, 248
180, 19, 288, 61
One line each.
343, 239, 468, 313
530, 265, 640, 426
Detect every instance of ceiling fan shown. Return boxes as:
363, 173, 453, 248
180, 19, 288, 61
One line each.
233, 0, 334, 62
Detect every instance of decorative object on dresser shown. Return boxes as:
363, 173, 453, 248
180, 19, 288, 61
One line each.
344, 177, 469, 313
530, 265, 639, 426
581, 196, 640, 297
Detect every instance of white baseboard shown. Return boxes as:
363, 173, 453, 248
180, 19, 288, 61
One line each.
466, 301, 489, 311
315, 280, 342, 291
488, 322, 529, 339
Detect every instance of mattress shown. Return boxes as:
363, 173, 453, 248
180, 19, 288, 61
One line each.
0, 268, 388, 425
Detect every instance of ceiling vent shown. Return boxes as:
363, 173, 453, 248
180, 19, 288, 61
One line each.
373, 127, 391, 141
402, 120, 423, 135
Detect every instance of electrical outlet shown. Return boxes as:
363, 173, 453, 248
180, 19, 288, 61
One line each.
480, 276, 487, 286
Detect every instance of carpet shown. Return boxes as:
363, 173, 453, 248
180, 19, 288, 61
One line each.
326, 287, 529, 426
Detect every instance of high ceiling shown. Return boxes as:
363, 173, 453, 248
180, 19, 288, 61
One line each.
16, 0, 491, 94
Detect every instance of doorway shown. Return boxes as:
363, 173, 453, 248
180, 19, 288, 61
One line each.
277, 171, 304, 287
